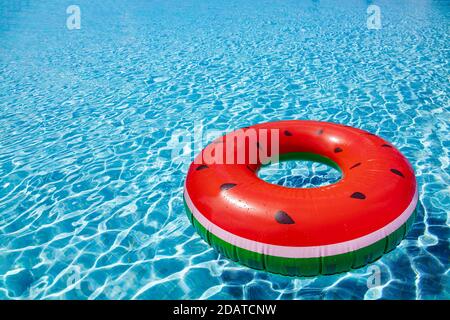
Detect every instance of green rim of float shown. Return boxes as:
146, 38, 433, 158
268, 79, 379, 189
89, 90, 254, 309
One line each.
185, 198, 416, 276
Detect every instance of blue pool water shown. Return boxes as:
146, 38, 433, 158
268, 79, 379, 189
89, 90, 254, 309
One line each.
0, 0, 449, 299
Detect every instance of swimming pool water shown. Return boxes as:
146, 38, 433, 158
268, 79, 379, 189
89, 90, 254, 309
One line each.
0, 0, 448, 299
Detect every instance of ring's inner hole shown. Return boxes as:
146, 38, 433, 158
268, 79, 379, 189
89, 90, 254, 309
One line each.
257, 152, 342, 188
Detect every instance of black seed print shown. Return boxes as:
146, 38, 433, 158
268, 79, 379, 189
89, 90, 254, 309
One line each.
256, 142, 261, 149
350, 163, 361, 169
196, 165, 209, 171
317, 129, 324, 135
381, 144, 392, 148
275, 211, 295, 224
284, 130, 293, 136
220, 183, 237, 191
334, 147, 343, 153
351, 192, 366, 200
390, 169, 404, 177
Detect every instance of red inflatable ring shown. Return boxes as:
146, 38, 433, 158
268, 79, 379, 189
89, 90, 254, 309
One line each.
184, 120, 418, 276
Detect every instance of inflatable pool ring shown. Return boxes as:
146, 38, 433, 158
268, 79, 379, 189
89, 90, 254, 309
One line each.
184, 120, 417, 276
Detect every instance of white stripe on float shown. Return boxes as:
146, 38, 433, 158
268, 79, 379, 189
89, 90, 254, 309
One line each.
184, 184, 418, 259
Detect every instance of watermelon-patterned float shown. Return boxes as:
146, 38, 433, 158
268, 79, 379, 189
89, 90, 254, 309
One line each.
184, 120, 417, 276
